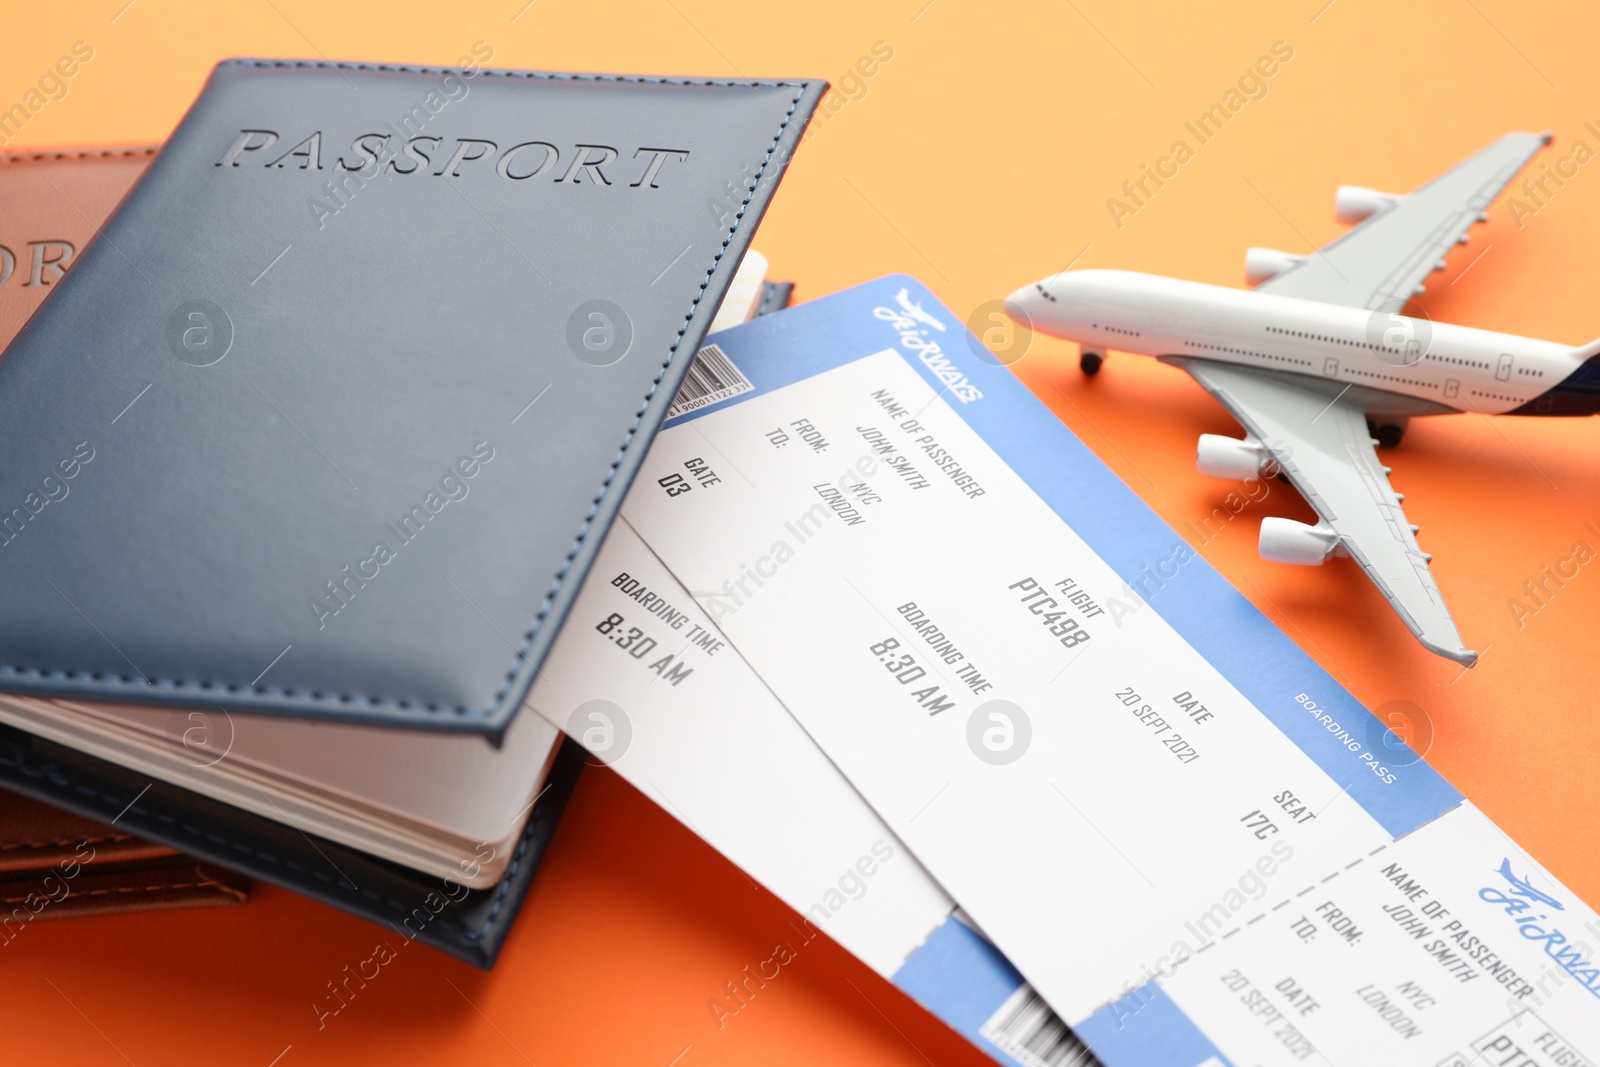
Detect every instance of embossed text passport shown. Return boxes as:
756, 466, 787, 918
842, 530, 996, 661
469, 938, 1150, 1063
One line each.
0, 59, 822, 966
0, 59, 822, 736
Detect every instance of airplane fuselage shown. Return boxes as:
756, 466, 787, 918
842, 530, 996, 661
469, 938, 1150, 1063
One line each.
1020, 270, 1586, 416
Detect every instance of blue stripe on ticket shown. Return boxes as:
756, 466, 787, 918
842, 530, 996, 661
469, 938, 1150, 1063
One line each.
684, 275, 1461, 841
1076, 982, 1235, 1067
891, 914, 1032, 1067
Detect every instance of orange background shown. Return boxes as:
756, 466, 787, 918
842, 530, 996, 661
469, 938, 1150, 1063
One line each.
3, 1, 1598, 1064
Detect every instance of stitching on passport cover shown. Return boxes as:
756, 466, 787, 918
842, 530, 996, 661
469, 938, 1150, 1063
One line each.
0, 740, 575, 946
218, 58, 808, 88
0, 878, 237, 905
0, 831, 134, 852
0, 147, 157, 165
0, 65, 812, 721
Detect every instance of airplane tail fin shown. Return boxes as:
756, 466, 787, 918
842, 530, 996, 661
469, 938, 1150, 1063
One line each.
1573, 337, 1600, 361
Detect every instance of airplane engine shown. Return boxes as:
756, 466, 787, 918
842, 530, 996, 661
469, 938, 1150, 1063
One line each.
1196, 434, 1269, 480
1259, 518, 1342, 566
1244, 247, 1306, 286
1334, 185, 1400, 226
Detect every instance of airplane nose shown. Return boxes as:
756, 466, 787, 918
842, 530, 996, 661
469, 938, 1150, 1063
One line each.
1004, 281, 1041, 323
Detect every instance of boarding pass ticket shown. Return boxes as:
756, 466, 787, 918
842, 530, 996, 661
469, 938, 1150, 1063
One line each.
606, 275, 1600, 1067
525, 517, 1074, 1067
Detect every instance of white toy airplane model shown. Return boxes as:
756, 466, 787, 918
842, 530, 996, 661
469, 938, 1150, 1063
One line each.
1006, 132, 1600, 667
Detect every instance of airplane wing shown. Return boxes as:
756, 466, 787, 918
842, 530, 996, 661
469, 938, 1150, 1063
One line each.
1172, 357, 1477, 666
1255, 131, 1549, 312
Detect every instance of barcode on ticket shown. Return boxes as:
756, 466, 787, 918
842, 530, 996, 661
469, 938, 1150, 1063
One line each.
666, 343, 754, 419
979, 984, 1100, 1067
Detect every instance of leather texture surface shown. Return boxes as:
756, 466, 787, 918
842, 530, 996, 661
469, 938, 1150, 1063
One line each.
0, 722, 584, 967
0, 138, 801, 965
0, 785, 172, 873
0, 785, 250, 924
0, 147, 254, 929
0, 60, 823, 734
0, 147, 154, 344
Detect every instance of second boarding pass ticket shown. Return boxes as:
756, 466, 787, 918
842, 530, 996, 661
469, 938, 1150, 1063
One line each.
619, 275, 1600, 1067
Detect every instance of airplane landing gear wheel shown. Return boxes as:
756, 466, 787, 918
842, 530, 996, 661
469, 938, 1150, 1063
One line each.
1368, 418, 1407, 448
1080, 350, 1104, 376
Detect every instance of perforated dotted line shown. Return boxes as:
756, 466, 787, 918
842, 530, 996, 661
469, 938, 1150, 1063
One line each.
1168, 843, 1391, 970
1, 67, 815, 720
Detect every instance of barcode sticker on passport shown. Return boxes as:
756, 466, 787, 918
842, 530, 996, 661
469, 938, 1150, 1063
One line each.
979, 984, 1099, 1067
666, 343, 753, 419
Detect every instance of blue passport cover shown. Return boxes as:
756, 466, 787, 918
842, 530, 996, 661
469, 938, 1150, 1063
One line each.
0, 59, 823, 734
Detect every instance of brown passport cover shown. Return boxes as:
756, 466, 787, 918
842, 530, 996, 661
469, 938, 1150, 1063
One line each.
0, 787, 249, 928
0, 147, 156, 342
0, 145, 249, 925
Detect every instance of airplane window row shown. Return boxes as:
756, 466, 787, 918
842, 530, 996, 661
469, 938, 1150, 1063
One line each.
1423, 353, 1492, 371
1181, 340, 1312, 369
1347, 367, 1433, 390
1266, 324, 1390, 352
1264, 323, 1501, 372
